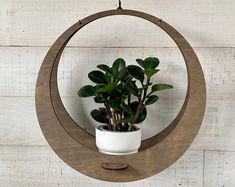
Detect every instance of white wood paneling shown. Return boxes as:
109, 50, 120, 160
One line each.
0, 146, 203, 187
0, 47, 234, 150
0, 97, 184, 145
0, 47, 46, 97
0, 47, 234, 99
0, 0, 235, 47
204, 150, 235, 187
0, 47, 187, 97
0, 97, 235, 152
0, 97, 46, 145
192, 100, 235, 151
0, 0, 235, 186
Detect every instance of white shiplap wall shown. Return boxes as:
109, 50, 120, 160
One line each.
0, 0, 234, 186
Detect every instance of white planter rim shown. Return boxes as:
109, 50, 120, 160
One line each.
96, 125, 140, 133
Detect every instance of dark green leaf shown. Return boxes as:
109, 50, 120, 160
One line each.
112, 58, 126, 76
117, 68, 129, 81
121, 102, 133, 115
90, 109, 108, 123
136, 59, 145, 68
105, 72, 113, 83
136, 111, 147, 123
129, 102, 147, 124
144, 57, 160, 69
94, 96, 105, 103
94, 84, 105, 96
88, 70, 107, 84
95, 84, 105, 90
78, 85, 95, 97
96, 82, 117, 94
116, 84, 129, 100
108, 98, 121, 111
98, 107, 107, 116
121, 95, 128, 101
127, 65, 144, 82
116, 83, 127, 94
152, 84, 173, 92
97, 64, 112, 74
143, 69, 159, 78
125, 81, 139, 96
145, 95, 159, 105
121, 116, 132, 123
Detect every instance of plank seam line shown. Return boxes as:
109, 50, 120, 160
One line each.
204, 149, 235, 153
202, 149, 205, 187
0, 144, 49, 147
0, 46, 235, 49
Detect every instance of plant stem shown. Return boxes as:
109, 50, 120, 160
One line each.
104, 103, 112, 130
112, 109, 117, 131
146, 92, 152, 98
128, 77, 151, 131
143, 77, 150, 98
128, 94, 131, 105
128, 101, 143, 131
138, 90, 143, 102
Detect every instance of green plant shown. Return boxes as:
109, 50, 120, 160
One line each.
78, 57, 173, 131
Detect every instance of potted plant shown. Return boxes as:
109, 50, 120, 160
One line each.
78, 57, 173, 155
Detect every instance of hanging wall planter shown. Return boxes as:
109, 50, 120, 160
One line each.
35, 1, 206, 182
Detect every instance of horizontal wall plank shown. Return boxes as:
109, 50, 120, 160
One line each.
0, 146, 203, 187
0, 47, 187, 97
0, 97, 235, 152
0, 1, 234, 186
204, 150, 235, 187
0, 47, 234, 100
0, 97, 184, 144
0, 47, 47, 97
0, 97, 47, 145
0, 0, 235, 47
191, 100, 235, 151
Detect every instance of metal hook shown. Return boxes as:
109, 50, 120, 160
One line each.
117, 0, 123, 10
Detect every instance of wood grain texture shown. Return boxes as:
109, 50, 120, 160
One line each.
204, 150, 235, 187
0, 0, 235, 47
35, 9, 206, 181
0, 0, 234, 185
0, 97, 46, 146
0, 47, 234, 99
193, 100, 235, 151
1, 97, 234, 152
0, 47, 187, 97
0, 146, 203, 187
0, 48, 234, 150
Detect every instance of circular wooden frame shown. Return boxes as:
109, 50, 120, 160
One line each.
35, 9, 206, 182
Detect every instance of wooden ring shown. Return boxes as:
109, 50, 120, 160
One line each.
36, 9, 206, 182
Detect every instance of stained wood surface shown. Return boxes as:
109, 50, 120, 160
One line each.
0, 0, 234, 186
34, 9, 206, 181
0, 146, 203, 187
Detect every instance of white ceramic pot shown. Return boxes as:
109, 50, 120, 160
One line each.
95, 125, 141, 155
